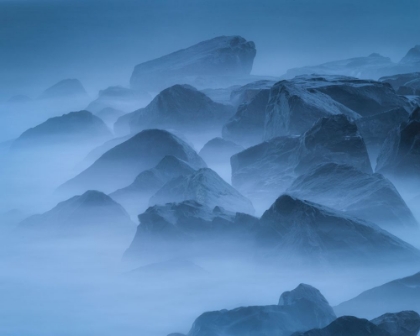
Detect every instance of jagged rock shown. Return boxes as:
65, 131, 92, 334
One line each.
231, 115, 372, 209
130, 36, 256, 92
401, 46, 420, 64
115, 84, 234, 136
380, 73, 420, 96
186, 284, 336, 336
58, 129, 206, 195
287, 163, 418, 230
39, 79, 88, 100
18, 190, 133, 237
335, 272, 420, 318
110, 155, 196, 216
11, 110, 111, 149
257, 195, 420, 266
150, 168, 254, 215
86, 86, 151, 113
124, 200, 258, 260
199, 137, 243, 166
376, 107, 420, 179
371, 311, 420, 336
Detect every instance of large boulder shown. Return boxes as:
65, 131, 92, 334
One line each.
287, 163, 418, 230
116, 84, 234, 136
257, 195, 420, 266
58, 129, 206, 195
186, 284, 336, 336
130, 36, 256, 92
150, 168, 254, 215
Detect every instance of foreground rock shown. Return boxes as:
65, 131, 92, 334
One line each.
110, 155, 196, 216
335, 271, 420, 318
186, 284, 336, 336
39, 79, 88, 100
150, 168, 254, 215
130, 36, 256, 92
115, 84, 234, 136
19, 190, 133, 237
287, 163, 418, 230
258, 195, 420, 266
58, 129, 206, 195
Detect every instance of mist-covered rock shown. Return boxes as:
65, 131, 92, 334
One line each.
39, 79, 88, 100
380, 72, 420, 96
287, 163, 418, 230
199, 137, 243, 167
130, 36, 256, 92
58, 129, 206, 195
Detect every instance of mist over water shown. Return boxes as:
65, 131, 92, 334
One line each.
1, 1, 420, 336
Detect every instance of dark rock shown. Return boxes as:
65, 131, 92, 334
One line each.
371, 311, 420, 336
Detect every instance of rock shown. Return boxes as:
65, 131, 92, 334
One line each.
376, 107, 420, 180
94, 107, 125, 127
380, 73, 420, 96
199, 137, 243, 166
400, 45, 420, 64
18, 190, 134, 237
11, 110, 111, 150
231, 114, 372, 209
58, 129, 206, 195
110, 155, 196, 216
130, 36, 256, 92
287, 163, 418, 230
124, 200, 258, 260
39, 79, 88, 100
335, 272, 420, 318
200, 85, 240, 105
371, 311, 420, 336
150, 168, 254, 215
186, 284, 336, 336
116, 84, 234, 136
230, 80, 276, 107
257, 194, 420, 266
86, 86, 151, 113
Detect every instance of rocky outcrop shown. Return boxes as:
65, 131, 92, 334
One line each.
401, 46, 420, 65
130, 36, 256, 92
58, 129, 206, 195
39, 79, 88, 100
287, 163, 418, 230
150, 168, 254, 215
380, 73, 420, 96
371, 311, 420, 336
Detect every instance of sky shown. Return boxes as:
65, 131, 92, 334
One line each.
0, 0, 419, 99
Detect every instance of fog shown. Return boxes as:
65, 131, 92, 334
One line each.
1, 1, 420, 336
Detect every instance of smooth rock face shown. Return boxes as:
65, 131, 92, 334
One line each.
130, 36, 256, 91
18, 190, 133, 237
118, 84, 234, 135
58, 129, 206, 195
371, 311, 420, 336
231, 114, 372, 207
39, 79, 88, 100
110, 155, 196, 216
150, 168, 255, 215
86, 86, 152, 113
186, 284, 336, 336
335, 272, 420, 318
257, 195, 420, 266
376, 107, 420, 178
12, 110, 111, 149
124, 200, 258, 260
264, 75, 411, 140
287, 163, 418, 229
199, 137, 244, 166
380, 73, 420, 96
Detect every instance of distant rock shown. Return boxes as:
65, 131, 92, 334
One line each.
380, 73, 420, 96
58, 129, 206, 195
287, 163, 418, 230
376, 107, 420, 180
130, 36, 256, 92
115, 84, 234, 136
86, 86, 151, 113
124, 200, 258, 260
335, 272, 420, 318
257, 195, 420, 266
400, 45, 420, 64
371, 311, 420, 336
186, 284, 336, 336
94, 107, 125, 127
231, 114, 372, 208
199, 137, 243, 166
39, 79, 88, 100
18, 190, 133, 237
110, 155, 196, 216
12, 110, 111, 149
150, 168, 254, 215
